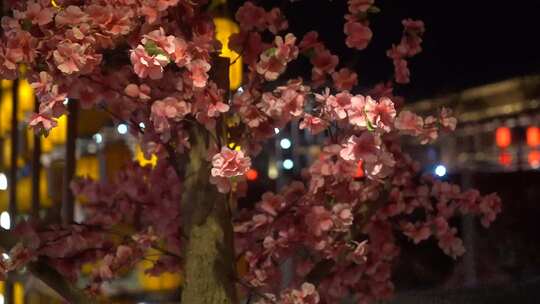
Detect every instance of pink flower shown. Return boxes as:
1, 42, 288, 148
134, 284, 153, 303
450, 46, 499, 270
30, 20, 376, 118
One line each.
332, 68, 358, 91
478, 193, 502, 228
439, 107, 457, 131
258, 192, 286, 216
229, 31, 265, 66
28, 113, 58, 134
403, 19, 425, 37
156, 0, 180, 11
299, 31, 321, 52
130, 45, 169, 80
235, 2, 267, 31
348, 0, 374, 14
327, 92, 352, 119
142, 27, 176, 55
401, 222, 431, 244
55, 6, 88, 26
437, 228, 465, 259
211, 147, 252, 178
347, 95, 368, 127
150, 97, 191, 134
392, 58, 410, 84
285, 282, 320, 304
19, 1, 54, 26
266, 8, 288, 34
339, 133, 381, 163
30, 71, 53, 96
187, 59, 210, 88
332, 203, 354, 230
52, 42, 88, 74
172, 37, 190, 67
394, 110, 423, 136
124, 83, 152, 101
365, 97, 396, 132
305, 206, 333, 237
300, 114, 328, 135
344, 21, 373, 50
257, 52, 286, 81
275, 34, 298, 62
311, 47, 338, 74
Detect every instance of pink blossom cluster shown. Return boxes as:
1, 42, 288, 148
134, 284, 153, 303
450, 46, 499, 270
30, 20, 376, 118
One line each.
4, 160, 183, 290
387, 19, 426, 84
234, 144, 501, 303
0, 0, 501, 303
344, 0, 375, 50
255, 282, 320, 304
210, 147, 252, 193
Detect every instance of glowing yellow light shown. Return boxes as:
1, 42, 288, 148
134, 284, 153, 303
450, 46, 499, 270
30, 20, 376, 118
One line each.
0, 81, 13, 136
268, 162, 279, 179
137, 249, 183, 290
0, 168, 52, 211
227, 142, 241, 151
18, 78, 35, 115
14, 282, 23, 304
213, 17, 242, 90
41, 115, 67, 152
77, 156, 100, 180
135, 145, 158, 167
51, 0, 62, 9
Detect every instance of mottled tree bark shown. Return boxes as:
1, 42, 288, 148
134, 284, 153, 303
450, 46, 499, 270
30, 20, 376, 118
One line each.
180, 131, 238, 304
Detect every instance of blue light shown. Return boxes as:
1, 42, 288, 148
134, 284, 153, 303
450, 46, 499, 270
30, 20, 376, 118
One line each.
280, 138, 292, 149
93, 133, 103, 144
282, 159, 294, 170
434, 165, 447, 177
117, 124, 128, 135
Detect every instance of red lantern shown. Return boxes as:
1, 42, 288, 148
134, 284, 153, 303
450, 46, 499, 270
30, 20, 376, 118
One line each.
498, 152, 512, 167
246, 168, 258, 181
354, 160, 364, 178
528, 150, 540, 168
527, 126, 540, 147
495, 127, 511, 148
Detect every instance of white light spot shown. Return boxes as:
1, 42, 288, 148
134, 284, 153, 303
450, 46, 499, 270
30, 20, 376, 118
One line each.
435, 165, 447, 177
117, 124, 128, 135
280, 138, 292, 149
2, 253, 9, 260
93, 133, 103, 144
139, 122, 146, 129
0, 294, 4, 304
0, 212, 11, 230
274, 128, 280, 134
63, 98, 69, 106
0, 173, 7, 190
237, 86, 244, 93
282, 159, 294, 170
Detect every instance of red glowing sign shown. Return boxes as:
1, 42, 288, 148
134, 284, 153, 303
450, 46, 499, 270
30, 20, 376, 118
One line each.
495, 127, 512, 148
527, 126, 540, 147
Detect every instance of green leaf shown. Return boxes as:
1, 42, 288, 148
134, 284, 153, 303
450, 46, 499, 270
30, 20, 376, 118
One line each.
21, 19, 32, 31
366, 119, 375, 131
368, 6, 381, 14
144, 40, 168, 58
264, 47, 277, 57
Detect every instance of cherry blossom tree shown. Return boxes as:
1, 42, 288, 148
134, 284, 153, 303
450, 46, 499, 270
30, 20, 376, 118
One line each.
0, 1, 502, 303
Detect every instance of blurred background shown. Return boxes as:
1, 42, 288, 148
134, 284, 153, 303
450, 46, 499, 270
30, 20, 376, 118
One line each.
1, 0, 540, 303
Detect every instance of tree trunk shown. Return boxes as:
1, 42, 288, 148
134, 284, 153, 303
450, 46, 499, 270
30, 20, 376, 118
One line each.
180, 131, 238, 304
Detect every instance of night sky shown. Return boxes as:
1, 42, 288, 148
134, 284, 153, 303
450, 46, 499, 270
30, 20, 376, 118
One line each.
232, 0, 540, 100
